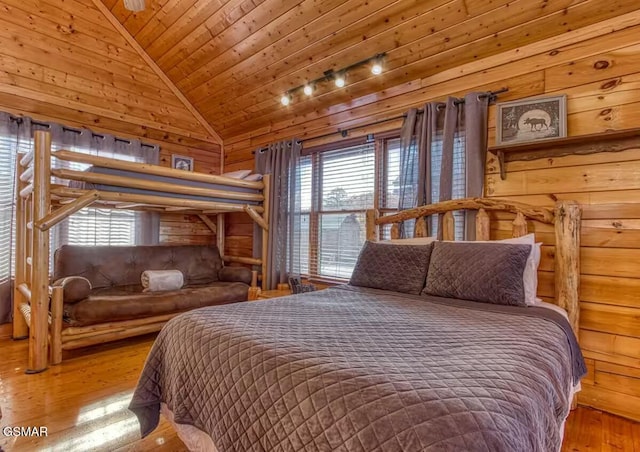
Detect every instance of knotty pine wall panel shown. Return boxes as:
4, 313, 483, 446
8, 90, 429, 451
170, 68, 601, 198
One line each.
223, 16, 640, 420
0, 0, 221, 247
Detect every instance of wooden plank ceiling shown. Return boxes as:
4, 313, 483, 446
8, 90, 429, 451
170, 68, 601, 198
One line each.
100, 0, 640, 143
0, 0, 221, 157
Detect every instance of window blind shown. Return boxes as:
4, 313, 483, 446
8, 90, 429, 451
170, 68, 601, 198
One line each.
53, 151, 139, 247
0, 135, 20, 283
295, 142, 375, 280
430, 133, 466, 239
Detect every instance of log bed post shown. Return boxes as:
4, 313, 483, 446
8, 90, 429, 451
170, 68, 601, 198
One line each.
554, 201, 581, 338
390, 223, 400, 239
50, 286, 64, 365
475, 209, 490, 241
365, 209, 379, 241
442, 211, 455, 241
13, 153, 29, 339
247, 271, 260, 301
414, 217, 428, 238
512, 212, 528, 238
28, 131, 51, 373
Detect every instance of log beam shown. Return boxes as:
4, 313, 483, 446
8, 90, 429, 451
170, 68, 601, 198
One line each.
197, 215, 218, 234
378, 197, 555, 225
35, 190, 100, 231
244, 205, 268, 231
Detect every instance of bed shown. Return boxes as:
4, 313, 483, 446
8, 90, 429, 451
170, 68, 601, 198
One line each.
129, 198, 584, 451
13, 131, 270, 373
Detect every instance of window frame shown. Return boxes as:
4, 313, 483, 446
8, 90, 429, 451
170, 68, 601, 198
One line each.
301, 133, 400, 282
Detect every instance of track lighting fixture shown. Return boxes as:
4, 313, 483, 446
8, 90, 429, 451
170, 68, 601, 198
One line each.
278, 52, 386, 106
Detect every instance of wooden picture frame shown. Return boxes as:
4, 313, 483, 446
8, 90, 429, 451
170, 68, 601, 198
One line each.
171, 154, 194, 171
496, 95, 567, 146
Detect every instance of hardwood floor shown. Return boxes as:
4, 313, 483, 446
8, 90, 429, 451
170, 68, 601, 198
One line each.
0, 334, 639, 451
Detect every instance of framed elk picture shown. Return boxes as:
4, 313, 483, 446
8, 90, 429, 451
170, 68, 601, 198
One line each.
495, 95, 567, 145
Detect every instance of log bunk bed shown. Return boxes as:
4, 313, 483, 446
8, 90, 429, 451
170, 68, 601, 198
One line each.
12, 130, 271, 373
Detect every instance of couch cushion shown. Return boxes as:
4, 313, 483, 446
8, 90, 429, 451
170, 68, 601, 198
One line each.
54, 245, 223, 289
63, 282, 248, 326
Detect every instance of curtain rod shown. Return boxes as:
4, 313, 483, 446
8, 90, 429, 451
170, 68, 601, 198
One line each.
8, 114, 156, 149
253, 87, 508, 154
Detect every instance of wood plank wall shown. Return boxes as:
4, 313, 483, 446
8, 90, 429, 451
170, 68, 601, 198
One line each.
0, 0, 220, 246
222, 15, 640, 420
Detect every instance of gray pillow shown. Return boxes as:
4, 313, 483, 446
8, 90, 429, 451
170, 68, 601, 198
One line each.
423, 241, 530, 306
349, 241, 433, 294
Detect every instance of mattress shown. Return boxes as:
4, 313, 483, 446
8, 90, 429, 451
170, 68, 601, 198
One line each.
130, 285, 585, 452
69, 166, 260, 205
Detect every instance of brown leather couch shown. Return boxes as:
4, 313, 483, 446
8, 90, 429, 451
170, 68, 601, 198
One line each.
53, 244, 252, 327
46, 244, 253, 364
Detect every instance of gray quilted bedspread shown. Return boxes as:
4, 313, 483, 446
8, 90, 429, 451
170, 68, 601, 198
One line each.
130, 286, 585, 452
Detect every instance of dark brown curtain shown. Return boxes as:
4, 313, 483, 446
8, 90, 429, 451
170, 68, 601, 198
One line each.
463, 92, 490, 238
398, 103, 442, 237
398, 92, 489, 240
253, 139, 301, 290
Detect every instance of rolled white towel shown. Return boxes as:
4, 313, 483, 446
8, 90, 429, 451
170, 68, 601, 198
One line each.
141, 270, 184, 292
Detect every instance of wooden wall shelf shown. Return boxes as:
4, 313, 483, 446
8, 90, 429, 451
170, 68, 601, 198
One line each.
488, 128, 640, 179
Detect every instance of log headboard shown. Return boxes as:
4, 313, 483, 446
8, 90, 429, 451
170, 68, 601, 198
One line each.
365, 198, 582, 336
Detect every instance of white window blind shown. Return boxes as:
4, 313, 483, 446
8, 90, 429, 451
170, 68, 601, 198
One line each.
0, 135, 21, 283
429, 133, 466, 239
296, 142, 375, 280
54, 151, 139, 247
318, 144, 375, 278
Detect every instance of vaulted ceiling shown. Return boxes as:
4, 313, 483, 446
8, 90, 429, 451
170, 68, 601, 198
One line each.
98, 0, 640, 143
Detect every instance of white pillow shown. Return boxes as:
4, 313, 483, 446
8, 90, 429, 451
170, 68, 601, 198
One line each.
243, 173, 263, 181
222, 170, 252, 179
378, 237, 437, 246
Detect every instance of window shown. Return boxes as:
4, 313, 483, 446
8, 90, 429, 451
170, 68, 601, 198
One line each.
54, 151, 140, 247
0, 119, 154, 285
296, 133, 466, 281
296, 139, 378, 280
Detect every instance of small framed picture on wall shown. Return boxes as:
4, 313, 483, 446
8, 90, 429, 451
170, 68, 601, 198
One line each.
495, 95, 567, 146
171, 154, 194, 171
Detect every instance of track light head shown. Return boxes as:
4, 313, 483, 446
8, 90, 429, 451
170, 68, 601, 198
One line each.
303, 84, 314, 96
334, 73, 346, 88
371, 54, 384, 75
280, 93, 291, 106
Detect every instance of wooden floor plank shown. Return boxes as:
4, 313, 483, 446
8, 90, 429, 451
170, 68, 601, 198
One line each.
0, 334, 638, 451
